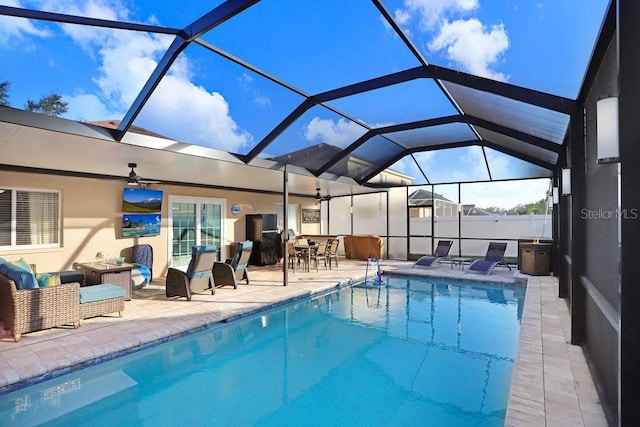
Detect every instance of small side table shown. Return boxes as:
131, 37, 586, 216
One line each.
520, 243, 551, 276
76, 262, 134, 300
449, 257, 471, 270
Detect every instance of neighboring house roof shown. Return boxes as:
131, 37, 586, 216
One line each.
408, 188, 453, 206
461, 204, 494, 216
90, 120, 171, 139
409, 190, 493, 214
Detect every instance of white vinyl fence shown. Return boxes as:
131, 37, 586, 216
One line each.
409, 214, 552, 258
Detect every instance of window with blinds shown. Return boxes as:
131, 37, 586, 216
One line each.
0, 188, 60, 248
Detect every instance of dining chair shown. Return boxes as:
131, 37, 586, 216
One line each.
310, 241, 328, 272
327, 238, 339, 269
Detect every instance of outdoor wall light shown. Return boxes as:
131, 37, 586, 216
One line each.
596, 96, 620, 164
552, 186, 559, 204
315, 188, 322, 201
561, 168, 571, 195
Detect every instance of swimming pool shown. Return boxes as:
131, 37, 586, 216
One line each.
0, 275, 524, 426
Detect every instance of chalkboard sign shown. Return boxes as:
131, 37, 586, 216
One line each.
302, 208, 320, 223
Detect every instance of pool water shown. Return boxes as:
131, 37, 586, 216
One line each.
0, 276, 524, 426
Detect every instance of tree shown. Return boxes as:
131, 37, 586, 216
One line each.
478, 198, 551, 215
505, 198, 549, 215
26, 93, 68, 116
0, 81, 10, 106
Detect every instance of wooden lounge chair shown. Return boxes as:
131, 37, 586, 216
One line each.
467, 242, 511, 275
413, 240, 453, 268
166, 245, 217, 301
213, 241, 252, 289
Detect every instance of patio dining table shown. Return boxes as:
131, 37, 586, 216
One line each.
293, 242, 317, 272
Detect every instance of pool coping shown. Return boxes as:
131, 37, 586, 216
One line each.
391, 267, 608, 426
503, 276, 608, 426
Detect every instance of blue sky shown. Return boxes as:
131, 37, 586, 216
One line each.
0, 0, 610, 208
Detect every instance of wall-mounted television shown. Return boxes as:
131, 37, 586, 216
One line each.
122, 214, 161, 238
122, 188, 163, 213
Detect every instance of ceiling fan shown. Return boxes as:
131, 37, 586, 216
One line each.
126, 163, 159, 187
315, 187, 331, 202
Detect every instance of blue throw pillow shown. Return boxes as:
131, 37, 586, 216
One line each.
0, 261, 39, 290
36, 272, 60, 288
8, 258, 34, 275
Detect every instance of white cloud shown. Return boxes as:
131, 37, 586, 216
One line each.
303, 117, 366, 148
427, 146, 487, 183
44, 0, 124, 21
428, 18, 509, 81
391, 154, 428, 182
2, 0, 253, 151
91, 31, 175, 109
483, 147, 511, 177
0, 0, 50, 45
460, 145, 489, 177
411, 151, 437, 177
433, 149, 550, 209
139, 75, 253, 152
89, 27, 253, 151
393, 9, 411, 27
237, 73, 271, 109
398, 0, 479, 31
392, 0, 509, 82
391, 8, 412, 37
64, 92, 114, 121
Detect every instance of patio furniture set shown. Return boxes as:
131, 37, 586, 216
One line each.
0, 259, 125, 342
287, 237, 339, 272
0, 241, 255, 341
0, 244, 154, 342
166, 240, 254, 301
0, 238, 328, 341
413, 240, 513, 274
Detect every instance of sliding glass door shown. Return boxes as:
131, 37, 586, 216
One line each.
169, 196, 226, 270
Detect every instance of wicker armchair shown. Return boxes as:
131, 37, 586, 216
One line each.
0, 273, 81, 341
